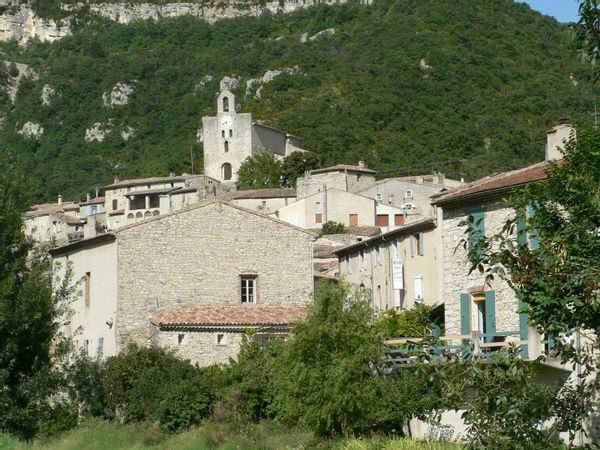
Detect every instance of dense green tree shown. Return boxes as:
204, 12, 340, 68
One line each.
577, 0, 600, 81
281, 151, 320, 188
236, 154, 283, 190
271, 282, 383, 436
0, 169, 76, 440
321, 220, 347, 235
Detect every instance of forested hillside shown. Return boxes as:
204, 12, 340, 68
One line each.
0, 0, 596, 201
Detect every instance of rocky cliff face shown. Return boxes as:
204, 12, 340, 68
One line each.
0, 0, 370, 44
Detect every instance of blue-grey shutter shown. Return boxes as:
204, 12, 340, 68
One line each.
460, 293, 470, 336
519, 301, 529, 357
528, 202, 539, 249
516, 210, 528, 246
410, 235, 415, 257
418, 232, 424, 256
484, 290, 496, 341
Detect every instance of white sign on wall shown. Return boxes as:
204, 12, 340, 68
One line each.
392, 258, 403, 290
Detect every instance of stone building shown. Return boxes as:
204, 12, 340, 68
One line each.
51, 200, 315, 366
295, 162, 376, 199
334, 218, 442, 312
103, 173, 222, 230
227, 187, 297, 213
357, 173, 462, 223
25, 195, 85, 246
431, 123, 573, 340
202, 89, 305, 185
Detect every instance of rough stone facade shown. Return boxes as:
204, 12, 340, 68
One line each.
115, 201, 314, 348
156, 330, 244, 366
296, 169, 376, 199
440, 201, 520, 336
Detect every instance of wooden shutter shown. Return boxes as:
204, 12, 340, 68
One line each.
315, 213, 323, 224
349, 214, 358, 226
376, 214, 389, 227
460, 293, 470, 335
394, 214, 405, 226
528, 202, 539, 249
418, 232, 424, 256
484, 290, 496, 340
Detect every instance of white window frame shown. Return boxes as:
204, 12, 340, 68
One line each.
241, 275, 257, 303
405, 189, 413, 198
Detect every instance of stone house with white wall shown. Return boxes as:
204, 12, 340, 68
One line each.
202, 89, 305, 186
51, 200, 315, 366
25, 196, 85, 246
227, 187, 297, 213
334, 218, 441, 312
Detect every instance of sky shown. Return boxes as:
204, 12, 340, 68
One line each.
523, 0, 580, 23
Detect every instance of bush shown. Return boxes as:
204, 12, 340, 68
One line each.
377, 304, 440, 338
321, 221, 348, 235
103, 344, 215, 431
271, 282, 383, 437
68, 353, 109, 418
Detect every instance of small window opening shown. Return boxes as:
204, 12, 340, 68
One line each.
223, 96, 229, 112
178, 333, 185, 345
229, 129, 233, 137
216, 333, 227, 346
224, 141, 229, 153
112, 199, 118, 211
84, 272, 91, 307
221, 130, 225, 138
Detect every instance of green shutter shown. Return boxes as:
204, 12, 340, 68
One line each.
528, 203, 539, 249
516, 210, 528, 247
519, 301, 529, 357
418, 232, 424, 256
460, 293, 470, 336
484, 290, 496, 341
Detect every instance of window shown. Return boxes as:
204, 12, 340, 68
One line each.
221, 130, 225, 138
376, 193, 382, 201
349, 214, 359, 226
376, 246, 382, 266
241, 276, 257, 303
394, 214, 405, 226
223, 96, 229, 112
112, 199, 118, 211
224, 140, 229, 152
472, 293, 487, 333
357, 173, 362, 182
178, 333, 185, 345
376, 285, 382, 309
97, 337, 104, 358
261, 200, 267, 209
359, 250, 365, 271
229, 129, 233, 137
414, 276, 423, 302
149, 195, 159, 208
345, 255, 352, 274
405, 190, 413, 198
410, 233, 424, 257
376, 214, 389, 227
216, 334, 228, 346
468, 212, 485, 262
83, 339, 89, 356
84, 272, 91, 307
221, 163, 232, 181
315, 213, 323, 224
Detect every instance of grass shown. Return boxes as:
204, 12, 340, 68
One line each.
0, 420, 463, 450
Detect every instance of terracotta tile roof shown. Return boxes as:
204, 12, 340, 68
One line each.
80, 197, 105, 206
309, 164, 376, 175
52, 212, 85, 225
152, 304, 308, 327
432, 161, 552, 205
27, 201, 79, 217
229, 188, 296, 199
105, 174, 204, 189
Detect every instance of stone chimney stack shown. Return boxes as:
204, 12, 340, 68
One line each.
358, 160, 366, 168
57, 194, 63, 206
546, 119, 574, 161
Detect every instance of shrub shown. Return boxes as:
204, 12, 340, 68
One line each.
321, 221, 348, 235
377, 304, 440, 338
68, 353, 109, 418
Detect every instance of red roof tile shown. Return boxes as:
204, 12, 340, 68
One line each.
433, 161, 552, 205
152, 304, 308, 327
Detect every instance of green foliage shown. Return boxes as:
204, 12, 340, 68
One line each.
0, 169, 77, 440
0, 0, 597, 202
576, 0, 600, 82
281, 151, 320, 187
103, 344, 215, 432
271, 282, 383, 437
67, 354, 109, 418
377, 304, 439, 338
321, 220, 348, 235
236, 154, 283, 190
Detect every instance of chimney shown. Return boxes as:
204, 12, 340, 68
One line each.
546, 119, 575, 161
114, 177, 120, 184
358, 160, 366, 168
169, 172, 176, 178
95, 187, 100, 198
57, 194, 63, 206
86, 193, 91, 203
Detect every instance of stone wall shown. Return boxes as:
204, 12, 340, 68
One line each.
296, 171, 376, 199
156, 329, 244, 366
441, 201, 520, 336
115, 201, 314, 348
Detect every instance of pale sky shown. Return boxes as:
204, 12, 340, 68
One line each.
523, 0, 580, 23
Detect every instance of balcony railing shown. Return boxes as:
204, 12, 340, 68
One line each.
384, 330, 559, 365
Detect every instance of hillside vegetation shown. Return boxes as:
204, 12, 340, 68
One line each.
0, 0, 596, 201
